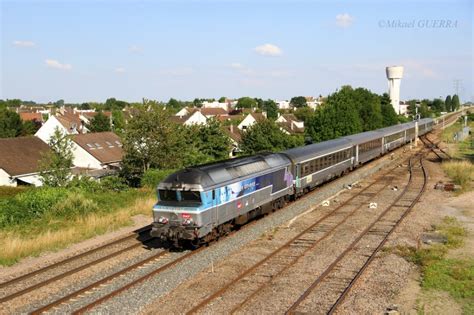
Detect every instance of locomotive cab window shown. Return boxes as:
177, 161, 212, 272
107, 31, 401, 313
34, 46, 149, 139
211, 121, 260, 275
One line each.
180, 191, 202, 202
158, 190, 178, 201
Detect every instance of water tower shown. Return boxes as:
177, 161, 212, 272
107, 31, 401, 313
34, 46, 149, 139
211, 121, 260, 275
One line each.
386, 66, 404, 114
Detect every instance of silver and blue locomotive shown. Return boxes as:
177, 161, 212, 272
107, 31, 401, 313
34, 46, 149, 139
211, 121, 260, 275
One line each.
151, 118, 433, 246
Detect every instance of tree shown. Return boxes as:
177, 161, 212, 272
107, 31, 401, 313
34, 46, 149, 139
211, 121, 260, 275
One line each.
294, 107, 314, 125
87, 111, 111, 132
193, 98, 203, 108
112, 110, 125, 133
121, 106, 186, 184
21, 119, 42, 135
305, 87, 362, 142
254, 98, 264, 110
218, 97, 226, 103
0, 108, 23, 137
80, 102, 91, 110
431, 98, 445, 113
240, 120, 302, 155
262, 99, 278, 119
236, 97, 257, 109
290, 96, 307, 108
452, 94, 460, 111
445, 95, 452, 112
55, 99, 65, 107
104, 98, 129, 110
39, 128, 73, 187
352, 87, 383, 131
193, 119, 230, 162
380, 93, 398, 127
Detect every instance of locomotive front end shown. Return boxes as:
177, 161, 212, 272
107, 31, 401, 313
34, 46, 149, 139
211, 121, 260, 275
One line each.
151, 168, 214, 247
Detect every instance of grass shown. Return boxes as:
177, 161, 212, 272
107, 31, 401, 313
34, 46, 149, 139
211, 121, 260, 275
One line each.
441, 120, 474, 162
442, 161, 474, 192
0, 195, 154, 266
392, 217, 473, 314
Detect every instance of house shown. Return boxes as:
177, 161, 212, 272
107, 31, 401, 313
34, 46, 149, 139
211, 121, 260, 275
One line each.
276, 100, 291, 110
237, 112, 267, 130
202, 101, 230, 111
77, 111, 112, 126
171, 110, 208, 126
71, 132, 124, 171
276, 114, 305, 134
19, 112, 43, 123
0, 137, 50, 187
222, 125, 242, 157
175, 107, 228, 120
35, 109, 88, 143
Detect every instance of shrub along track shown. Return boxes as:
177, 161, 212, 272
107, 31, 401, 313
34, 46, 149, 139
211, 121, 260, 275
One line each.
181, 152, 419, 314
0, 225, 152, 304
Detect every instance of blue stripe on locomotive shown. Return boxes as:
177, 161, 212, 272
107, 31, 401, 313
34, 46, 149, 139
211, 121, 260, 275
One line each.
154, 167, 292, 213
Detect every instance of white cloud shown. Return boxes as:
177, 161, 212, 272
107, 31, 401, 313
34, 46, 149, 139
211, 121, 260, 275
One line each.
45, 59, 72, 71
129, 45, 143, 53
254, 44, 282, 57
336, 13, 354, 28
115, 67, 126, 73
13, 40, 35, 47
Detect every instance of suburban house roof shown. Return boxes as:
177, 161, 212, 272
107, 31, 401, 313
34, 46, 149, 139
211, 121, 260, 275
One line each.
198, 108, 228, 116
278, 121, 305, 134
80, 111, 112, 120
222, 125, 242, 143
0, 137, 50, 176
56, 112, 85, 133
249, 112, 266, 122
280, 114, 301, 123
72, 132, 123, 164
19, 112, 43, 122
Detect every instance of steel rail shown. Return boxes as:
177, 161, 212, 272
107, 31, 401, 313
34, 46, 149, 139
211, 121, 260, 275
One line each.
0, 225, 151, 290
327, 155, 427, 314
186, 156, 411, 315
286, 153, 426, 314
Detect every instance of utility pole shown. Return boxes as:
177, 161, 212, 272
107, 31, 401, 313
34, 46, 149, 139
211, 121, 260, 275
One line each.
453, 79, 462, 97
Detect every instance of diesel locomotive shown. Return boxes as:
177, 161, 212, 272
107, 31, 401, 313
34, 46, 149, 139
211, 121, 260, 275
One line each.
151, 118, 434, 246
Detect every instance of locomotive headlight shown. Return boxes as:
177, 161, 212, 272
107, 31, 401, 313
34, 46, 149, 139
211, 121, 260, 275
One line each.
182, 218, 193, 226
157, 216, 169, 224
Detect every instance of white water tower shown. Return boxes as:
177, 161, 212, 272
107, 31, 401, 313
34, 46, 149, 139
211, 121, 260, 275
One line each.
386, 66, 404, 114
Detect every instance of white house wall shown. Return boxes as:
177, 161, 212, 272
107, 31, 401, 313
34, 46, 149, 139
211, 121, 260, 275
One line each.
16, 174, 43, 187
0, 168, 15, 187
71, 143, 103, 169
35, 116, 69, 143
238, 114, 257, 130
184, 111, 207, 125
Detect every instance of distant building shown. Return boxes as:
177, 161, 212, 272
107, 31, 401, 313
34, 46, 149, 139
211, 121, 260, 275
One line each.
202, 101, 230, 111
171, 110, 208, 126
276, 114, 305, 134
276, 100, 291, 110
238, 112, 266, 130
35, 108, 89, 143
0, 137, 50, 187
71, 132, 123, 171
386, 66, 404, 114
19, 112, 43, 123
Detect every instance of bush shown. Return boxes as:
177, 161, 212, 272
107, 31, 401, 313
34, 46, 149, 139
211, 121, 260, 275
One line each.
141, 169, 175, 189
49, 192, 99, 219
99, 176, 128, 192
67, 176, 102, 193
0, 186, 29, 198
0, 187, 68, 227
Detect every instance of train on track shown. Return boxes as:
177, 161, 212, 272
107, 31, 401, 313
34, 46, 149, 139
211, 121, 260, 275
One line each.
151, 118, 434, 247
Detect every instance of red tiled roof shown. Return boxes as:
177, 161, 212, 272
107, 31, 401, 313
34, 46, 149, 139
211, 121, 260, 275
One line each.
72, 132, 123, 164
199, 108, 228, 116
222, 126, 242, 143
19, 112, 43, 122
0, 137, 50, 176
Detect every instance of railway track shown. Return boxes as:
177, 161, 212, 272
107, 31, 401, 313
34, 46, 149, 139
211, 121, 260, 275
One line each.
185, 154, 417, 314
420, 134, 451, 160
286, 153, 427, 314
0, 225, 153, 305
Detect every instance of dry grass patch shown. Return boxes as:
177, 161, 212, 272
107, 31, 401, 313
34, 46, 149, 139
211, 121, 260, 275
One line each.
442, 161, 474, 192
0, 196, 154, 266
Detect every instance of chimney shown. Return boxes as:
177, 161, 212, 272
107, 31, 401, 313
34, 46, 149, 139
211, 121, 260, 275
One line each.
291, 122, 294, 131
230, 124, 234, 133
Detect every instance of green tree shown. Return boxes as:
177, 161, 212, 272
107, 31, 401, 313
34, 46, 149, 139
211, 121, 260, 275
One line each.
290, 96, 307, 108
21, 119, 42, 135
80, 102, 91, 110
218, 97, 226, 103
39, 128, 73, 187
262, 99, 278, 119
55, 99, 65, 107
87, 111, 111, 132
240, 120, 302, 155
445, 95, 452, 112
193, 98, 203, 108
306, 87, 362, 142
452, 94, 460, 111
0, 108, 23, 137
431, 98, 445, 113
121, 106, 186, 184
236, 97, 257, 109
380, 93, 398, 127
294, 107, 314, 124
352, 87, 383, 131
112, 110, 125, 133
192, 119, 231, 162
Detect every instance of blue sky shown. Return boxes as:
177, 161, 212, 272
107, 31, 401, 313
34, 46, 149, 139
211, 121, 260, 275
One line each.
1, 0, 472, 103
